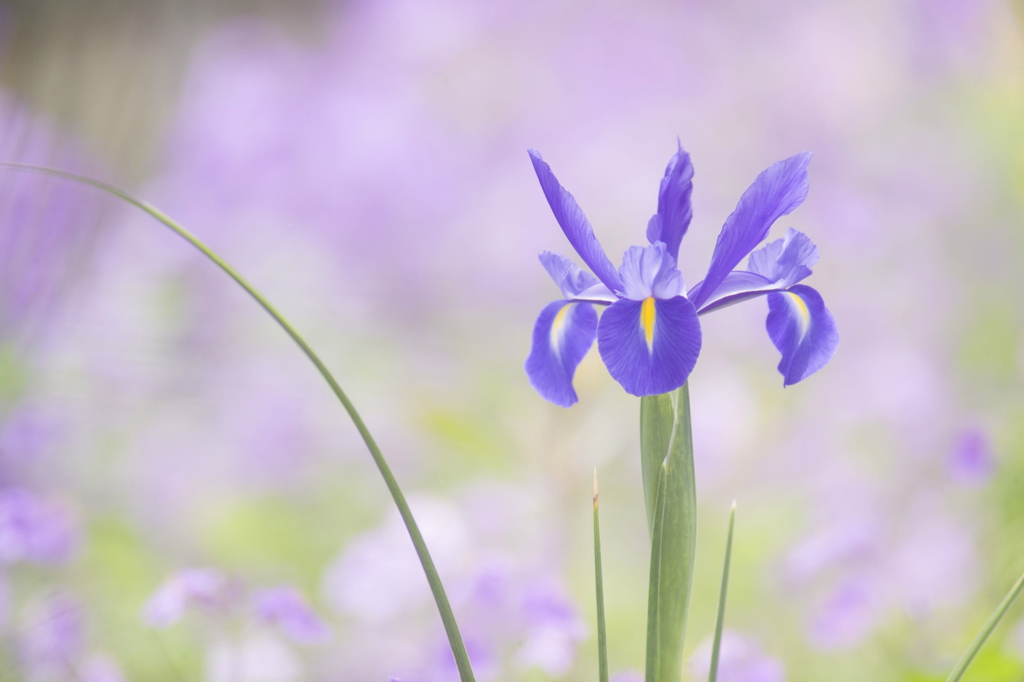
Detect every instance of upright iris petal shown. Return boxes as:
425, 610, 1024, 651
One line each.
747, 227, 818, 288
528, 150, 624, 293
540, 251, 600, 299
617, 243, 684, 301
692, 228, 822, 315
692, 153, 812, 309
646, 141, 694, 260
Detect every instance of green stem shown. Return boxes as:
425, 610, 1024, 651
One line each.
945, 568, 1024, 682
641, 384, 697, 682
708, 503, 736, 682
0, 163, 476, 682
593, 470, 609, 682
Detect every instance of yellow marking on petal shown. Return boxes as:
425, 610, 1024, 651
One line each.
787, 291, 810, 338
550, 303, 573, 356
640, 297, 657, 353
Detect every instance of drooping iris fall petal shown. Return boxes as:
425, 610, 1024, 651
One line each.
764, 284, 838, 386
597, 296, 701, 397
525, 300, 599, 407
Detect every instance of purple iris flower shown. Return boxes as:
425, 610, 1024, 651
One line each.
525, 143, 839, 406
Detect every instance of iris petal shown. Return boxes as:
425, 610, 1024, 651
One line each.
747, 227, 818, 288
618, 242, 684, 301
528, 150, 624, 293
645, 141, 694, 261
692, 152, 812, 309
525, 300, 599, 407
597, 296, 701, 397
539, 251, 600, 299
690, 271, 776, 315
765, 284, 838, 386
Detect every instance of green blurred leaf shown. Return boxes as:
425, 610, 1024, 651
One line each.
642, 384, 697, 682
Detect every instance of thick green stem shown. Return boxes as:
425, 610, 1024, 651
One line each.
0, 163, 476, 682
641, 384, 697, 682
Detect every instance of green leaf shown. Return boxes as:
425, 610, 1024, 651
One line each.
642, 384, 697, 682
946, 568, 1024, 682
594, 470, 609, 682
708, 503, 736, 682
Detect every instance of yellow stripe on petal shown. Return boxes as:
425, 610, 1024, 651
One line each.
549, 303, 573, 357
787, 291, 811, 338
640, 297, 656, 353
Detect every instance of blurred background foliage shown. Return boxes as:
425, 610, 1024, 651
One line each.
0, 1, 1022, 681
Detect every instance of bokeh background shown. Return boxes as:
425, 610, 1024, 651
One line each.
0, 0, 1023, 680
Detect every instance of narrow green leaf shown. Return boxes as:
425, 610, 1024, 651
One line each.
0, 163, 477, 682
642, 384, 697, 682
946, 568, 1024, 682
594, 470, 609, 682
708, 503, 736, 682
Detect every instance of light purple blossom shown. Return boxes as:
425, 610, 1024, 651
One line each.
79, 653, 129, 682
0, 488, 79, 565
322, 485, 583, 681
19, 593, 84, 676
948, 426, 994, 485
143, 567, 232, 627
0, 92, 100, 340
526, 144, 838, 405
688, 630, 786, 682
206, 632, 302, 682
253, 586, 330, 644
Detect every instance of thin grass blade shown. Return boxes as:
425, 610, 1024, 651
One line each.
946, 568, 1024, 682
708, 503, 736, 682
594, 470, 609, 682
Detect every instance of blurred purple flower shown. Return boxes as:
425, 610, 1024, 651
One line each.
323, 486, 583, 680
609, 672, 643, 682
206, 632, 302, 682
253, 586, 330, 644
143, 567, 232, 627
515, 581, 586, 676
807, 579, 882, 649
0, 488, 79, 565
0, 405, 65, 481
689, 630, 785, 682
79, 653, 129, 682
948, 427, 994, 485
526, 144, 838, 405
19, 593, 84, 675
0, 92, 101, 341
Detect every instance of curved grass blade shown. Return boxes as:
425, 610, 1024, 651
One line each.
594, 470, 609, 682
945, 568, 1024, 682
0, 162, 477, 682
641, 384, 697, 682
708, 503, 736, 682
